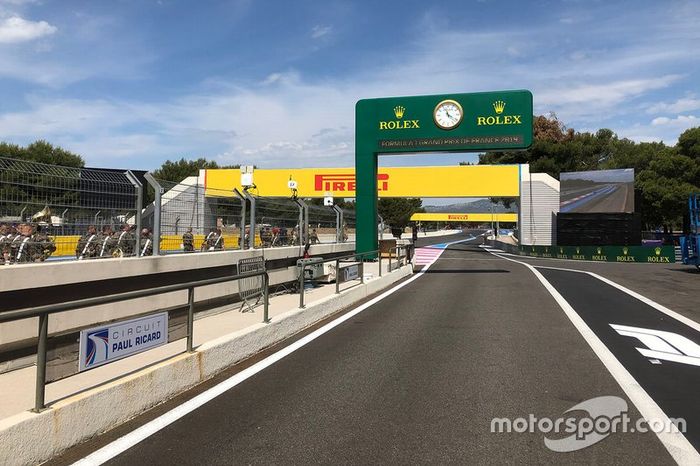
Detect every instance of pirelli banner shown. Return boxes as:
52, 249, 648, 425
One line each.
204, 165, 521, 198
411, 212, 517, 223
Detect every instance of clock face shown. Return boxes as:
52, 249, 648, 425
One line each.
434, 100, 463, 130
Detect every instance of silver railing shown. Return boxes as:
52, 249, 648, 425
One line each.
0, 269, 270, 412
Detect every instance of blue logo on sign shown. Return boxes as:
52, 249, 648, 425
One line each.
85, 329, 109, 368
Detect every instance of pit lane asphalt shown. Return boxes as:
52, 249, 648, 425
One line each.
87, 238, 674, 465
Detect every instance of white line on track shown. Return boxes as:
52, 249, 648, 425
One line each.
480, 246, 700, 465
72, 253, 441, 465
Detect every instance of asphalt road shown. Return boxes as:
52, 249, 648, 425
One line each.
60, 236, 691, 465
560, 183, 633, 213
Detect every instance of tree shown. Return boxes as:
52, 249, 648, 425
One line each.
0, 140, 84, 167
152, 158, 226, 183
378, 198, 424, 237
677, 127, 700, 162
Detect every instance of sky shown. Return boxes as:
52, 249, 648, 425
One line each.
0, 0, 699, 174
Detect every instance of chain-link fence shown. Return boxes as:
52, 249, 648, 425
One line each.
0, 156, 141, 263
0, 156, 358, 263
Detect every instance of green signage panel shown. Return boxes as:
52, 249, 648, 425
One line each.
493, 243, 675, 264
356, 90, 533, 154
355, 90, 534, 254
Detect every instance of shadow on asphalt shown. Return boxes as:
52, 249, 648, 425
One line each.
666, 267, 700, 274
423, 269, 510, 274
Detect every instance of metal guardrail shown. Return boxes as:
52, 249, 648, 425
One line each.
296, 244, 414, 309
238, 256, 265, 312
0, 269, 270, 413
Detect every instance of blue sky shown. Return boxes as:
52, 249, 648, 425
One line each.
0, 0, 699, 171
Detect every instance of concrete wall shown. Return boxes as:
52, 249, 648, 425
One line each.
0, 242, 354, 347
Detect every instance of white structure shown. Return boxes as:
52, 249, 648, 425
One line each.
519, 166, 560, 246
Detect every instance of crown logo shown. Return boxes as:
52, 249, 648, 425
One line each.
493, 100, 506, 114
559, 247, 564, 254
393, 105, 405, 119
623, 247, 629, 255
597, 247, 602, 255
655, 247, 661, 256
576, 247, 580, 254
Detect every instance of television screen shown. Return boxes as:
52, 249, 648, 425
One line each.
560, 169, 634, 213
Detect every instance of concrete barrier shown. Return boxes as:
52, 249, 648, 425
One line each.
0, 264, 413, 466
0, 242, 355, 348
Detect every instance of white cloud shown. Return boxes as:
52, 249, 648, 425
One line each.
646, 97, 700, 114
310, 25, 332, 39
0, 16, 56, 43
651, 114, 698, 128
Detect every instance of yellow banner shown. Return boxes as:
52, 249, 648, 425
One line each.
410, 213, 517, 222
204, 165, 520, 198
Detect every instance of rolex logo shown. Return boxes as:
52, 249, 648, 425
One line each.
655, 247, 661, 256
393, 105, 405, 119
492, 100, 506, 114
623, 247, 629, 255
597, 247, 602, 255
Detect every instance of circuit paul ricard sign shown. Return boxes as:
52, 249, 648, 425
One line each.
355, 90, 533, 254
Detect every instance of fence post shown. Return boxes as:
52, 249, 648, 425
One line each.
233, 188, 246, 249
33, 313, 49, 412
335, 258, 340, 293
333, 205, 342, 243
125, 171, 143, 257
244, 191, 256, 250
187, 287, 195, 352
360, 257, 365, 284
144, 173, 162, 255
299, 262, 305, 308
379, 252, 382, 277
263, 273, 270, 323
389, 248, 392, 272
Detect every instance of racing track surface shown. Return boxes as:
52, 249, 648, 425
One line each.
51, 235, 698, 465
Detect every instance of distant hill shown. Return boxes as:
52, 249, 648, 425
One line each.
424, 199, 516, 213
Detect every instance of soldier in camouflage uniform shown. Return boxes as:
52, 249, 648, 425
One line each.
182, 227, 194, 252
0, 223, 10, 265
6, 224, 22, 264
115, 224, 136, 257
202, 228, 223, 251
76, 225, 99, 260
139, 228, 153, 256
98, 225, 117, 258
13, 223, 56, 263
29, 224, 55, 262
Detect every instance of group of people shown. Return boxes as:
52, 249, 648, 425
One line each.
181, 227, 225, 252
0, 222, 56, 264
75, 224, 154, 259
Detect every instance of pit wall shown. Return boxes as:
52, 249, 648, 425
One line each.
488, 240, 675, 263
0, 263, 413, 466
0, 242, 355, 348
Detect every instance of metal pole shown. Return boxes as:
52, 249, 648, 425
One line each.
144, 173, 163, 255
378, 214, 384, 241
34, 313, 48, 412
293, 199, 303, 248
125, 171, 143, 257
333, 205, 341, 243
335, 258, 340, 293
299, 262, 305, 308
263, 273, 270, 323
389, 248, 392, 272
186, 287, 195, 352
233, 189, 246, 249
378, 252, 382, 277
244, 191, 256, 250
360, 258, 365, 284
